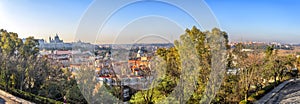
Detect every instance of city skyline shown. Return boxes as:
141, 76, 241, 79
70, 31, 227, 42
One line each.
0, 0, 300, 44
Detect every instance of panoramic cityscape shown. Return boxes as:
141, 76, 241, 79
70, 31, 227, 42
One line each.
1, 0, 300, 104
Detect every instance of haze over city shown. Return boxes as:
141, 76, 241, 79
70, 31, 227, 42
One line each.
0, 0, 300, 43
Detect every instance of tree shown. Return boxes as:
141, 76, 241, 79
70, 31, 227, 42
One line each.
65, 79, 88, 104
214, 74, 240, 103
0, 29, 87, 103
297, 56, 300, 70
264, 49, 295, 84
239, 52, 264, 102
0, 31, 22, 91
130, 47, 180, 104
15, 37, 39, 91
230, 43, 266, 102
265, 45, 274, 58
130, 27, 228, 104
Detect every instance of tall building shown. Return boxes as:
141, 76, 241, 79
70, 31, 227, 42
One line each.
49, 34, 63, 43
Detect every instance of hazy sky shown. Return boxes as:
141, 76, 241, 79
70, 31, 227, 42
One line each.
0, 0, 299, 43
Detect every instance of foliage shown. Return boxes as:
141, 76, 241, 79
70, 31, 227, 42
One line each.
1, 26, 298, 104
215, 42, 298, 103
0, 29, 87, 103
130, 26, 229, 104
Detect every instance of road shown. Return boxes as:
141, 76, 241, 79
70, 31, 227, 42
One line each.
267, 79, 300, 104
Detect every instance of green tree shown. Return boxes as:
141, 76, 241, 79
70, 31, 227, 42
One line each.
131, 27, 228, 104
297, 56, 300, 70
231, 43, 265, 103
0, 29, 87, 103
131, 47, 180, 104
0, 31, 22, 91
265, 46, 274, 58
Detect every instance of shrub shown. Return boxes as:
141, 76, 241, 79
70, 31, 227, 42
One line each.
239, 100, 248, 104
247, 94, 256, 102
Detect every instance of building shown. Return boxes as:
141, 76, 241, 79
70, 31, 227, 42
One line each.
49, 34, 63, 43
38, 34, 98, 50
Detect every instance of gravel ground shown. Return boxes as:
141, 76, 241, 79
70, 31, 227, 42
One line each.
267, 79, 300, 104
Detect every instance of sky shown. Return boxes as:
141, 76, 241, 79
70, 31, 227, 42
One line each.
0, 0, 299, 44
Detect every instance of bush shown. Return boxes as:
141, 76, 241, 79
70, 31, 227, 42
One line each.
247, 94, 256, 102
262, 83, 275, 92
239, 100, 248, 104
257, 90, 265, 95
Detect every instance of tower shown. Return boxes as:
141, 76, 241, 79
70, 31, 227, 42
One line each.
49, 37, 52, 43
